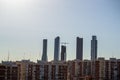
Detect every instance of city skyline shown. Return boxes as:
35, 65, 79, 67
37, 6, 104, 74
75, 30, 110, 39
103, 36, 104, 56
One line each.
0, 0, 120, 62
1, 35, 119, 62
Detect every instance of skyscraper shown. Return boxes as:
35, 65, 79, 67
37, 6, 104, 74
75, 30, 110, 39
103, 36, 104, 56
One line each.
61, 45, 66, 61
76, 37, 83, 60
41, 39, 48, 61
54, 36, 60, 61
91, 36, 97, 60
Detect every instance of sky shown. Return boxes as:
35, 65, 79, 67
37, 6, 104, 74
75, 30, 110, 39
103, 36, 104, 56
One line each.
0, 0, 120, 62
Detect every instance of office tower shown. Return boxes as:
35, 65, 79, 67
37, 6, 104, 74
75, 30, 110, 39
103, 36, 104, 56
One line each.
61, 45, 66, 61
41, 39, 48, 61
76, 37, 83, 60
54, 36, 60, 61
91, 36, 97, 60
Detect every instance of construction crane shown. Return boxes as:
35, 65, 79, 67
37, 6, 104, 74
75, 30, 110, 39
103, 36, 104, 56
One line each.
61, 42, 69, 46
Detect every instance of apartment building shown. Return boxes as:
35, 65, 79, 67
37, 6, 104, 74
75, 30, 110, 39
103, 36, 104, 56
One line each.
0, 62, 18, 80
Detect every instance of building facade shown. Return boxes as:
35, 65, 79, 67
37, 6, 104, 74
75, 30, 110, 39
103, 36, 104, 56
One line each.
1, 58, 120, 80
0, 63, 18, 80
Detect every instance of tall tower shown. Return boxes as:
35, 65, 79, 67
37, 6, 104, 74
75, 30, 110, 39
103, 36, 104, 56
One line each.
54, 36, 60, 61
91, 36, 97, 60
76, 37, 83, 60
41, 39, 48, 61
61, 45, 66, 61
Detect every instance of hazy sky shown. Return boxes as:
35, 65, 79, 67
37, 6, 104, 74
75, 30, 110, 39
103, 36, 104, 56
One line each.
0, 0, 120, 62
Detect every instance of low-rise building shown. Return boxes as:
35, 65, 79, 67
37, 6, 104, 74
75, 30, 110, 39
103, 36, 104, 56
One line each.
0, 62, 18, 80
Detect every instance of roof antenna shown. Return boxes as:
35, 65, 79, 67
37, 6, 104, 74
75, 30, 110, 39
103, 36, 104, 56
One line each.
29, 52, 31, 60
8, 50, 10, 61
112, 51, 114, 58
23, 52, 25, 60
39, 51, 41, 60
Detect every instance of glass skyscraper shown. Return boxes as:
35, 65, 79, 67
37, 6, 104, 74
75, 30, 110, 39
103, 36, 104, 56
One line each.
54, 36, 60, 61
76, 37, 83, 60
41, 39, 48, 61
91, 36, 97, 60
61, 45, 66, 61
